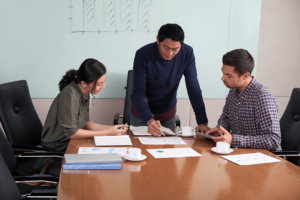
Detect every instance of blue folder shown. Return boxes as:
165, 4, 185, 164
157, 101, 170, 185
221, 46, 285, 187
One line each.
63, 163, 121, 170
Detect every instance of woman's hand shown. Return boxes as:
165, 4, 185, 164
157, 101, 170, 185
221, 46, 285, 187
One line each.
107, 124, 128, 135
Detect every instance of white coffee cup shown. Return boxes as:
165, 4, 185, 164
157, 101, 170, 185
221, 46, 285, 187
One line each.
216, 142, 230, 152
182, 126, 196, 135
127, 148, 141, 159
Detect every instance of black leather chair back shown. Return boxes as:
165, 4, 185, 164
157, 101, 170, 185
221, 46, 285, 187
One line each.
0, 154, 22, 200
0, 80, 43, 146
280, 88, 300, 166
123, 70, 133, 125
0, 128, 16, 174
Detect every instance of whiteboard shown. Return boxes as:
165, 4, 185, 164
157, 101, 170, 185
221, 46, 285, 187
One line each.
0, 0, 261, 98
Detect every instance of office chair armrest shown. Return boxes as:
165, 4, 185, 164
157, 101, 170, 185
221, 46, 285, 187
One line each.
175, 115, 180, 128
12, 144, 55, 152
29, 189, 57, 197
114, 113, 123, 125
13, 174, 59, 183
271, 151, 300, 157
16, 151, 64, 158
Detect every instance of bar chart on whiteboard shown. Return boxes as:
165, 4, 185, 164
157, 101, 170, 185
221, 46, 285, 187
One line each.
69, 0, 157, 33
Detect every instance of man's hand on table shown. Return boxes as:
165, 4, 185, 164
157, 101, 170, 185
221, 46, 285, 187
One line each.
196, 124, 211, 133
147, 119, 163, 136
206, 126, 232, 145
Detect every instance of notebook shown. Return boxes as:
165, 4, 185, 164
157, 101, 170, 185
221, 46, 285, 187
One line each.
63, 163, 121, 170
129, 125, 176, 136
94, 135, 132, 146
64, 153, 122, 165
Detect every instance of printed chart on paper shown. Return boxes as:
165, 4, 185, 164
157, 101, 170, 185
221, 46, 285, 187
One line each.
138, 137, 186, 145
147, 148, 201, 158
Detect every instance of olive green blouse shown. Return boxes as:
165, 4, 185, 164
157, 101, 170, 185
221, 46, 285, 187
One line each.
41, 82, 90, 142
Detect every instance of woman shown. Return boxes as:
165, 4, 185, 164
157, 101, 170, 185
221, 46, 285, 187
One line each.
41, 58, 128, 151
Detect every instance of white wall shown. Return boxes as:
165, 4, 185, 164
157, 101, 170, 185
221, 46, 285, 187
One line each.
2, 0, 300, 132
0, 0, 261, 99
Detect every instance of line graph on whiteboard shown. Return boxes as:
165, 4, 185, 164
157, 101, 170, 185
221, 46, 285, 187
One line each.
69, 0, 157, 34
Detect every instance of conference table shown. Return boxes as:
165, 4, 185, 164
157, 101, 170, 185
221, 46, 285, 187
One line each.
58, 131, 300, 200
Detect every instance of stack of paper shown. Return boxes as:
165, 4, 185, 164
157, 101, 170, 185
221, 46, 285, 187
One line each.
63, 153, 122, 170
63, 163, 121, 170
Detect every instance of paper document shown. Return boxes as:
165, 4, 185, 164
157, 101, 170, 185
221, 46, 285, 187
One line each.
221, 153, 281, 166
94, 135, 132, 146
138, 137, 186, 145
78, 147, 129, 157
147, 148, 201, 158
130, 125, 176, 136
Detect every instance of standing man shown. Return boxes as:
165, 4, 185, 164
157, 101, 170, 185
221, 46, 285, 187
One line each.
131, 23, 209, 136
206, 49, 282, 150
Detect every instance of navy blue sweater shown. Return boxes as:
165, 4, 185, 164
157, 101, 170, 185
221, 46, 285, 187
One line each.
131, 42, 208, 125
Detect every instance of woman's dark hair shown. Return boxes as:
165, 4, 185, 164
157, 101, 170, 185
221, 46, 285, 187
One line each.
157, 23, 185, 44
59, 58, 107, 91
222, 49, 254, 76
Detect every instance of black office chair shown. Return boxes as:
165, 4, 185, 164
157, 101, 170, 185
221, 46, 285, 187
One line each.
114, 70, 180, 127
0, 153, 57, 200
0, 127, 62, 179
0, 80, 51, 150
0, 80, 63, 176
272, 88, 300, 166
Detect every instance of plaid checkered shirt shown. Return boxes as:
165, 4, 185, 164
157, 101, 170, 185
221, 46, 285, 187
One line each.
217, 77, 282, 151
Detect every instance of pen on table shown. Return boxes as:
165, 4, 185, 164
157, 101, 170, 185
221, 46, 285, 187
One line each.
154, 121, 165, 136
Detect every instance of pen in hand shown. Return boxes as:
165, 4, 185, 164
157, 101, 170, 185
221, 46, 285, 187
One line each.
120, 123, 128, 130
154, 121, 165, 136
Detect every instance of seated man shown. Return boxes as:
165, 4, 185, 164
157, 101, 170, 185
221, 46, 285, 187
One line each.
131, 23, 209, 136
206, 49, 282, 151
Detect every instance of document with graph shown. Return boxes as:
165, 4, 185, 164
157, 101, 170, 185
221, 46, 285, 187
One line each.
221, 153, 281, 165
78, 147, 129, 157
139, 137, 186, 145
147, 148, 201, 158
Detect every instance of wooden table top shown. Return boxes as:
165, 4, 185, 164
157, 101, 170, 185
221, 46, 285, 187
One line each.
58, 133, 300, 200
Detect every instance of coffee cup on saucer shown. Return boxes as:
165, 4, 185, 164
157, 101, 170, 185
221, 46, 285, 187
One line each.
181, 126, 196, 136
126, 148, 141, 159
211, 142, 233, 154
216, 142, 230, 152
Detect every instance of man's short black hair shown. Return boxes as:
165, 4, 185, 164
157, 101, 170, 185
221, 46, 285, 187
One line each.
222, 49, 254, 76
157, 24, 185, 44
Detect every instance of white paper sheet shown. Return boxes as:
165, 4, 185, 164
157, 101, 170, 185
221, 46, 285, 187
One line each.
78, 147, 129, 157
94, 135, 132, 146
138, 137, 186, 145
129, 125, 176, 136
221, 153, 281, 166
147, 148, 201, 158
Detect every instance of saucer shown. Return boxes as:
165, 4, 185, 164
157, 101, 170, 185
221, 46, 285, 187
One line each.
211, 147, 233, 154
124, 154, 147, 162
177, 131, 196, 137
